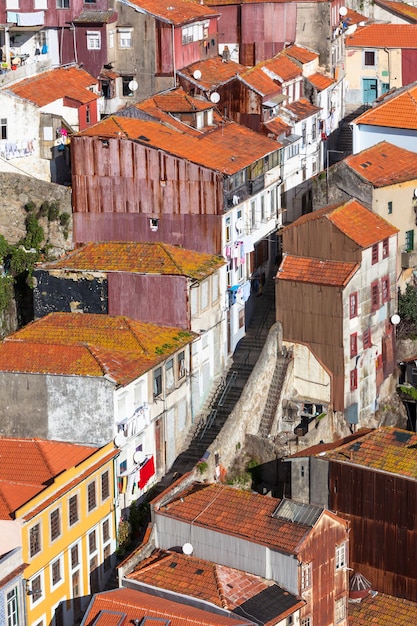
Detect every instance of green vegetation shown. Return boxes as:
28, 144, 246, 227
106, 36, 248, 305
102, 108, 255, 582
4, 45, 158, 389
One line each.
397, 283, 417, 339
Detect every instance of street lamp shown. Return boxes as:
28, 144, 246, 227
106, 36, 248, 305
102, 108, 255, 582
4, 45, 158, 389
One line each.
326, 149, 344, 204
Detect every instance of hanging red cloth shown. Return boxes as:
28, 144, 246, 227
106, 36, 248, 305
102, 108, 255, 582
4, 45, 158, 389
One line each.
139, 456, 155, 489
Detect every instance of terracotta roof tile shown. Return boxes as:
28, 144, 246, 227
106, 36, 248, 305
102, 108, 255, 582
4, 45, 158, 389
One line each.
154, 482, 312, 554
123, 0, 219, 25
353, 82, 417, 130
307, 72, 335, 91
39, 242, 225, 280
345, 8, 369, 26
284, 199, 399, 247
178, 57, 246, 90
239, 66, 282, 96
283, 44, 318, 65
284, 97, 321, 121
373, 0, 417, 23
346, 23, 417, 48
277, 255, 359, 287
345, 141, 417, 187
73, 10, 117, 24
0, 313, 196, 385
83, 587, 253, 625
0, 438, 98, 519
263, 117, 292, 138
77, 116, 281, 175
321, 426, 417, 478
288, 429, 374, 458
349, 591, 417, 625
151, 88, 213, 113
6, 66, 98, 107
261, 54, 302, 82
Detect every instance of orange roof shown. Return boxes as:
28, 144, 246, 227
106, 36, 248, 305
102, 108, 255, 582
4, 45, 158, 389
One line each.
307, 72, 335, 91
283, 44, 318, 65
288, 429, 374, 458
263, 116, 292, 138
285, 199, 399, 247
0, 438, 98, 520
124, 0, 219, 25
261, 54, 302, 82
277, 255, 359, 287
284, 97, 321, 121
353, 83, 417, 130
127, 550, 304, 625
345, 141, 417, 187
346, 24, 417, 48
40, 242, 225, 280
349, 590, 417, 625
83, 587, 254, 626
0, 313, 195, 385
77, 116, 281, 175
178, 56, 245, 90
154, 482, 320, 554
345, 7, 368, 26
372, 0, 417, 23
6, 66, 98, 107
321, 426, 417, 479
240, 66, 282, 96
151, 88, 213, 113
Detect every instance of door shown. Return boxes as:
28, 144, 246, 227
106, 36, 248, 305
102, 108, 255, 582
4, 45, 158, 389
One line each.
363, 79, 377, 105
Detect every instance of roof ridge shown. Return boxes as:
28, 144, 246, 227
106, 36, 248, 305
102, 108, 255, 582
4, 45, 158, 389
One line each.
159, 243, 183, 274
34, 440, 55, 478
213, 564, 230, 610
0, 483, 13, 516
122, 317, 149, 354
83, 343, 109, 377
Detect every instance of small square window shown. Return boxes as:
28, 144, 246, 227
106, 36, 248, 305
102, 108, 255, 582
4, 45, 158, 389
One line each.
178, 351, 186, 379
118, 29, 132, 49
350, 369, 358, 391
301, 617, 311, 626
86, 31, 101, 50
350, 333, 357, 358
87, 481, 97, 512
371, 243, 378, 265
364, 50, 375, 66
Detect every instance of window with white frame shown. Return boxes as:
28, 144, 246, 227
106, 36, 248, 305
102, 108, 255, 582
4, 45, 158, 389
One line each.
225, 216, 231, 243
56, 0, 69, 7
70, 543, 80, 570
335, 597, 346, 623
109, 30, 114, 49
51, 557, 63, 587
50, 508, 61, 542
182, 21, 209, 44
68, 494, 79, 527
118, 28, 132, 48
336, 542, 347, 570
301, 562, 312, 590
86, 31, 101, 50
201, 279, 209, 310
166, 358, 175, 390
6, 587, 19, 626
190, 286, 198, 316
211, 272, 219, 303
301, 618, 311, 626
101, 470, 110, 501
88, 529, 97, 554
153, 367, 162, 397
29, 522, 41, 558
30, 573, 43, 604
87, 480, 97, 512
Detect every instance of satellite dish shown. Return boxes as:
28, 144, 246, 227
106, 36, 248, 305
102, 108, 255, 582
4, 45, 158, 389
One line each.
414, 188, 417, 198
391, 314, 401, 326
133, 450, 146, 465
193, 69, 202, 80
339, 6, 348, 16
210, 91, 220, 104
128, 80, 138, 92
114, 432, 125, 448
182, 542, 193, 555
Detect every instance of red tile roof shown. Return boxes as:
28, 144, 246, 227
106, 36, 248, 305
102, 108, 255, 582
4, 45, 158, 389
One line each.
353, 83, 417, 130
372, 0, 417, 24
288, 429, 374, 458
154, 482, 315, 554
320, 426, 417, 479
0, 438, 98, 520
83, 587, 254, 626
151, 88, 213, 113
277, 255, 359, 287
40, 242, 225, 280
283, 44, 318, 65
284, 98, 321, 121
263, 117, 292, 138
307, 72, 335, 91
124, 0, 219, 25
178, 57, 246, 90
127, 550, 304, 625
0, 313, 195, 385
284, 199, 399, 247
345, 7, 369, 26
349, 590, 417, 625
240, 66, 282, 96
346, 23, 417, 48
6, 66, 98, 107
345, 141, 417, 187
77, 116, 281, 175
261, 54, 302, 82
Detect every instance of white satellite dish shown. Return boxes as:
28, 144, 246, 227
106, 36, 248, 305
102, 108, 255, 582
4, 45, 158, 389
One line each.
114, 432, 125, 448
339, 6, 348, 16
210, 91, 220, 104
133, 450, 146, 465
193, 69, 202, 80
182, 542, 193, 555
235, 217, 243, 233
391, 314, 401, 326
128, 80, 138, 92
414, 188, 417, 198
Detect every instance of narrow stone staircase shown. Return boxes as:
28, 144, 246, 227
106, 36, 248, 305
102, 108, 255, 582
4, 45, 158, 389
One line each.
258, 350, 291, 438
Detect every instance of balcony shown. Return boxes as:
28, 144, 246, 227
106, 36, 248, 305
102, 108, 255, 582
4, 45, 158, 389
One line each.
248, 174, 265, 195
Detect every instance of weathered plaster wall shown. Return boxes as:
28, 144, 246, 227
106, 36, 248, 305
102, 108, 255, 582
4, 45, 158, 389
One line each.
33, 270, 108, 318
0, 372, 49, 438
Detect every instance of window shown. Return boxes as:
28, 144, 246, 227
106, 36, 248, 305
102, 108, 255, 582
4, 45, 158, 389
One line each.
31, 575, 42, 603
1, 118, 7, 140
382, 238, 389, 258
166, 358, 174, 390
153, 367, 162, 397
118, 28, 132, 48
311, 117, 317, 141
301, 617, 311, 626
382, 276, 390, 303
101, 470, 110, 501
51, 558, 62, 586
56, 0, 69, 7
89, 529, 97, 554
84, 0, 96, 3
30, 523, 41, 557
103, 544, 111, 570
86, 31, 101, 50
301, 122, 306, 148
335, 597, 346, 623
364, 50, 375, 66
371, 243, 378, 265
201, 279, 209, 310
251, 200, 256, 228
102, 519, 110, 542
190, 287, 198, 315
363, 328, 372, 349
68, 494, 78, 526
336, 542, 347, 570
212, 272, 219, 303
71, 544, 79, 570
225, 216, 231, 243
371, 280, 379, 311
387, 201, 392, 215
109, 30, 114, 49
122, 75, 134, 97
86, 105, 90, 125
50, 508, 61, 542
406, 229, 414, 252
350, 333, 357, 358
350, 369, 358, 391
87, 481, 97, 512
178, 351, 185, 379
301, 562, 312, 590
7, 587, 18, 626
349, 292, 358, 319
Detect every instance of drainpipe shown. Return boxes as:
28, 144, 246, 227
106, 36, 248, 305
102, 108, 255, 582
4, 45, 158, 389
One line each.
72, 22, 78, 65
4, 26, 10, 68
172, 24, 176, 89
384, 48, 390, 89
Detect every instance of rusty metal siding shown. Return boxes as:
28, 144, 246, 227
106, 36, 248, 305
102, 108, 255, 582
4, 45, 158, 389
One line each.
214, 5, 239, 42
283, 218, 361, 263
241, 4, 297, 64
108, 274, 189, 329
329, 462, 417, 601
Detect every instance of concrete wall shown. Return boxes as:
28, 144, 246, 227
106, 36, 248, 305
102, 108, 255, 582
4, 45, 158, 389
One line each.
345, 48, 402, 105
